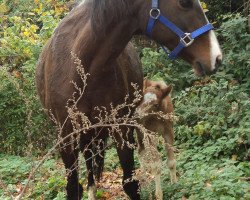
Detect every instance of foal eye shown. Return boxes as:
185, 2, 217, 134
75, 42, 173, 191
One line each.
179, 0, 193, 9
153, 104, 159, 108
155, 85, 161, 90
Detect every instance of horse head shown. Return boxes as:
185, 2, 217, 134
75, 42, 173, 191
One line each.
136, 0, 222, 76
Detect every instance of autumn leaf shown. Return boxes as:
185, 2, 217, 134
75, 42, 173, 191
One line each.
0, 3, 9, 14
200, 2, 209, 12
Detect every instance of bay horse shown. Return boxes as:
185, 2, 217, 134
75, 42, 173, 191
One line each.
36, 0, 222, 199
136, 80, 176, 200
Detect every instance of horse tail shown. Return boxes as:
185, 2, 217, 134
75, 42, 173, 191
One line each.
93, 137, 107, 181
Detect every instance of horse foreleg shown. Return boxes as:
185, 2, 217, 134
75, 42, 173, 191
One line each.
83, 145, 97, 200
60, 148, 83, 200
115, 129, 140, 200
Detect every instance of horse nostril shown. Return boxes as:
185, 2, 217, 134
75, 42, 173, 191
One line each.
215, 55, 222, 68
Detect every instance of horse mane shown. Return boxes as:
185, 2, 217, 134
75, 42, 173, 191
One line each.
90, 0, 131, 34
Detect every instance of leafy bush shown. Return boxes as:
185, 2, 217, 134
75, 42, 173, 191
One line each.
203, 0, 246, 25
174, 80, 250, 145
141, 48, 196, 91
0, 0, 73, 155
218, 14, 250, 89
0, 154, 66, 199
0, 65, 54, 155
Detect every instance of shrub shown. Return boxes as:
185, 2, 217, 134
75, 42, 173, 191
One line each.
0, 0, 73, 155
218, 14, 250, 89
0, 66, 54, 155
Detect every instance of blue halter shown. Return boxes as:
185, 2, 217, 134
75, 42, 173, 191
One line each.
146, 0, 214, 59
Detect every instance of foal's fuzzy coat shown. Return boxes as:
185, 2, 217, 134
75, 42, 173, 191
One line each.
137, 80, 177, 200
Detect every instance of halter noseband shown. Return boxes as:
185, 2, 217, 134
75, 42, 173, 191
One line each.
146, 0, 214, 59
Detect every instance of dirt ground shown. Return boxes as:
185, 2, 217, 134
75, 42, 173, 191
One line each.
95, 168, 128, 200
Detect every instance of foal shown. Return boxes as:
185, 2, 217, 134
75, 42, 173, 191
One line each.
136, 80, 177, 200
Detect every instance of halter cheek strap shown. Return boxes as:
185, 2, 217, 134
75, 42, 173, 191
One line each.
146, 0, 214, 59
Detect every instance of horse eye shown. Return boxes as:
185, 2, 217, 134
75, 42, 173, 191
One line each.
179, 0, 193, 9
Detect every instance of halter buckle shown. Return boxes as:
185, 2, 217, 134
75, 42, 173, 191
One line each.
180, 33, 194, 47
150, 8, 161, 19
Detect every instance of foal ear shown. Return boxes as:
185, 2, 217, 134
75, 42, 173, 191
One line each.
143, 79, 151, 91
162, 85, 173, 98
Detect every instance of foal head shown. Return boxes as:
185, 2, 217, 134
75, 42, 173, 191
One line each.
138, 80, 173, 114
135, 0, 222, 76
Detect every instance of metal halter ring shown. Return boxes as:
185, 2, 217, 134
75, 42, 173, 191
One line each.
180, 33, 194, 47
150, 8, 161, 19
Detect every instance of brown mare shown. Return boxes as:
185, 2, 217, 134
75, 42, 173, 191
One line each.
36, 0, 222, 199
137, 80, 176, 200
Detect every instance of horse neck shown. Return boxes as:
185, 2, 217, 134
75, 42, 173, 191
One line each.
75, 15, 138, 71
89, 19, 137, 66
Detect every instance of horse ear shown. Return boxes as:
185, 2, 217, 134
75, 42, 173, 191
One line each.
162, 84, 173, 98
143, 79, 151, 91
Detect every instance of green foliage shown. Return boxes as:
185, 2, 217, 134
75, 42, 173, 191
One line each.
204, 0, 245, 25
218, 14, 250, 89
0, 0, 72, 155
0, 65, 54, 155
174, 80, 250, 144
0, 154, 66, 199
141, 48, 196, 91
161, 160, 250, 199
142, 160, 250, 200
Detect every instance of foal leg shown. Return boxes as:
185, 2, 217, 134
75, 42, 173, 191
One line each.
155, 173, 163, 200
147, 141, 163, 200
163, 124, 177, 183
115, 129, 140, 200
136, 129, 145, 154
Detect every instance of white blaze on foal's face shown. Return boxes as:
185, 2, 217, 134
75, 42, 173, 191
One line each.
144, 92, 157, 103
138, 92, 159, 113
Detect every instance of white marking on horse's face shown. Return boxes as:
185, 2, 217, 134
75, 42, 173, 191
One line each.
88, 185, 97, 200
197, 0, 222, 71
144, 92, 157, 103
209, 30, 222, 70
198, 0, 222, 71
